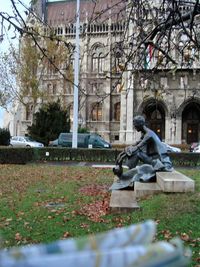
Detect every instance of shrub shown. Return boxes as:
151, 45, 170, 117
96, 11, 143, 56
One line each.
0, 147, 199, 167
0, 148, 34, 164
0, 128, 11, 146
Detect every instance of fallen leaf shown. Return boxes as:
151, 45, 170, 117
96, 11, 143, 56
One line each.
180, 233, 190, 241
63, 232, 70, 238
15, 233, 22, 241
63, 216, 70, 223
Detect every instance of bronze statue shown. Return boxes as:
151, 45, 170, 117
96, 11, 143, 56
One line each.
110, 115, 173, 190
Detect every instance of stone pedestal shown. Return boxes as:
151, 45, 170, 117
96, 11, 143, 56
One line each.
110, 190, 140, 213
134, 182, 162, 199
109, 170, 195, 212
156, 171, 195, 192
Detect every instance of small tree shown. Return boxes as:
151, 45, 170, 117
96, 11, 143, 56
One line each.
28, 101, 70, 146
78, 127, 89, 133
0, 128, 11, 146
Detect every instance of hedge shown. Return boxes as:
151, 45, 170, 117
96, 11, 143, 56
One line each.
0, 147, 199, 167
0, 147, 34, 164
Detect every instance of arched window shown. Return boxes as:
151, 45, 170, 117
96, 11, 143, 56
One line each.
91, 44, 105, 73
182, 102, 200, 144
114, 102, 120, 121
92, 53, 98, 72
143, 102, 165, 140
111, 42, 124, 74
91, 103, 102, 121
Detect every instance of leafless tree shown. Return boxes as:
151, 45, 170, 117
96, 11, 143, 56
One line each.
1, 0, 200, 109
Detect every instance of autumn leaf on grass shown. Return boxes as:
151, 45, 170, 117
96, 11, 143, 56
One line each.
112, 217, 126, 228
15, 233, 22, 241
161, 230, 173, 240
79, 184, 108, 196
194, 258, 200, 264
79, 195, 110, 222
63, 216, 70, 223
189, 237, 200, 247
4, 218, 13, 226
80, 223, 90, 229
63, 232, 71, 238
180, 233, 190, 242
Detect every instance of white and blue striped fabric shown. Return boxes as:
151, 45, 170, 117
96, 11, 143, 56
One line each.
0, 220, 191, 267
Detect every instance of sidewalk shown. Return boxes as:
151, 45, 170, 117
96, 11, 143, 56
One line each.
35, 161, 199, 169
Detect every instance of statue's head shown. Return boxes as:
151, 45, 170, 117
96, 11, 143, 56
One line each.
133, 115, 145, 131
133, 115, 145, 126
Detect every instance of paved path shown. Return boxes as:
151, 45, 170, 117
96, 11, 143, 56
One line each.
35, 161, 199, 169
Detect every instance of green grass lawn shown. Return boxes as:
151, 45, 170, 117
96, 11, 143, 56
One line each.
0, 164, 199, 266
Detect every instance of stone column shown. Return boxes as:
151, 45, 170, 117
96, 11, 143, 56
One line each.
165, 116, 171, 144
104, 29, 112, 142
176, 116, 182, 144
79, 35, 88, 128
119, 87, 127, 143
125, 72, 134, 144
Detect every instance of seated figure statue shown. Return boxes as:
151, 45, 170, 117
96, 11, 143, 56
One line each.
110, 115, 173, 190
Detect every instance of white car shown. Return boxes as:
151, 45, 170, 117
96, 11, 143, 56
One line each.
162, 142, 181, 153
193, 145, 200, 153
10, 136, 44, 148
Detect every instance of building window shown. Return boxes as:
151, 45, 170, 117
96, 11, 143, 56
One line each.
47, 83, 52, 94
91, 82, 98, 94
112, 82, 123, 93
180, 76, 188, 89
53, 84, 57, 94
67, 103, 74, 130
26, 105, 33, 120
46, 56, 56, 74
160, 77, 168, 90
114, 102, 120, 121
151, 109, 162, 120
92, 53, 104, 73
64, 84, 73, 94
115, 135, 119, 141
89, 82, 103, 94
111, 42, 124, 74
91, 44, 105, 73
178, 33, 194, 65
91, 103, 102, 121
68, 54, 74, 70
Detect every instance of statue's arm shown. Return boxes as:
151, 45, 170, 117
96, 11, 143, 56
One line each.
134, 132, 152, 150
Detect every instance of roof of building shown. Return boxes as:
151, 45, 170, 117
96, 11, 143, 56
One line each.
46, 0, 126, 25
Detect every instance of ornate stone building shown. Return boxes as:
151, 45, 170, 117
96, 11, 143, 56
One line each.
13, 0, 200, 145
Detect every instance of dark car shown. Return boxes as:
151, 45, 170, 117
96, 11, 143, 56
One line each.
58, 133, 111, 148
48, 139, 59, 147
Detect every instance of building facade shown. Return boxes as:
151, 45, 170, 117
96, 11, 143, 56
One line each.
11, 0, 200, 145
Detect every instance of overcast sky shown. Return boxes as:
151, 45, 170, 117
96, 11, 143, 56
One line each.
0, 0, 30, 52
0, 0, 30, 127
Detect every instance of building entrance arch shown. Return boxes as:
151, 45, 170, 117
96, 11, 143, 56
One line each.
143, 102, 166, 141
182, 102, 200, 144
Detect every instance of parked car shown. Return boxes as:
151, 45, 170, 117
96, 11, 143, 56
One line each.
193, 144, 200, 153
189, 142, 199, 152
48, 139, 59, 147
162, 142, 181, 153
10, 136, 44, 148
58, 133, 111, 148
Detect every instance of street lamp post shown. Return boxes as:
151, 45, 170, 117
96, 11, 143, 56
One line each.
72, 0, 80, 148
